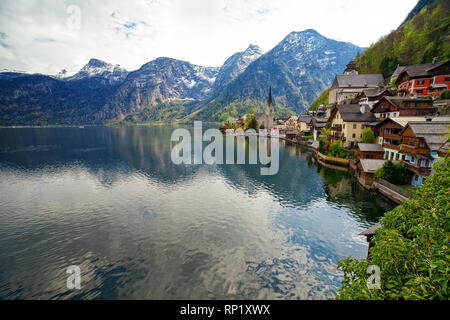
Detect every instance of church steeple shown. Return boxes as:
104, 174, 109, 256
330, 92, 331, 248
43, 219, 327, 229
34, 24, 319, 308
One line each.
268, 86, 273, 107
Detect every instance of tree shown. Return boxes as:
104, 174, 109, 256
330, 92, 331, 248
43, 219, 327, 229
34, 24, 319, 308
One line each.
361, 128, 376, 143
320, 128, 331, 142
336, 158, 450, 300
246, 116, 258, 130
374, 160, 406, 185
328, 140, 347, 158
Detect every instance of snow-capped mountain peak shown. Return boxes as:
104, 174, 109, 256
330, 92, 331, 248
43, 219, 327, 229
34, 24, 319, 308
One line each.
213, 44, 263, 91
67, 58, 129, 85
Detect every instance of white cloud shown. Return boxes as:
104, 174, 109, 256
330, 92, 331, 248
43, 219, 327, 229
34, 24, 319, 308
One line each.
0, 0, 418, 75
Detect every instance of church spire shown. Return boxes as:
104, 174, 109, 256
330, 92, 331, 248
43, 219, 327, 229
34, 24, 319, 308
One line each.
268, 86, 273, 107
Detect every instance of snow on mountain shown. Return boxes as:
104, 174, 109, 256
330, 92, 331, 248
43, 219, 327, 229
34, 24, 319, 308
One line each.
213, 44, 263, 91
67, 59, 129, 85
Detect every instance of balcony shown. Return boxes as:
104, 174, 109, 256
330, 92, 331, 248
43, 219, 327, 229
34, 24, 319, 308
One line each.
400, 144, 430, 155
382, 143, 400, 151
402, 160, 432, 175
332, 126, 342, 132
382, 133, 402, 141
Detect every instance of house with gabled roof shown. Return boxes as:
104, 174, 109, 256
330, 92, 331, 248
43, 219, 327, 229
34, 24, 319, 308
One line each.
329, 74, 384, 104
399, 121, 449, 186
328, 104, 376, 147
372, 97, 437, 121
396, 60, 450, 98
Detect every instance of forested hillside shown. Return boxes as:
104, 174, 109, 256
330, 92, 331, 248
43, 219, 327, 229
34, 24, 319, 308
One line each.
356, 0, 450, 78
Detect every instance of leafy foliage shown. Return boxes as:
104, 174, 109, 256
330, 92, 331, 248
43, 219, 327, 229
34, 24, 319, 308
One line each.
356, 0, 450, 79
309, 88, 330, 111
328, 140, 347, 158
361, 128, 376, 143
438, 90, 450, 100
336, 158, 450, 300
374, 160, 406, 185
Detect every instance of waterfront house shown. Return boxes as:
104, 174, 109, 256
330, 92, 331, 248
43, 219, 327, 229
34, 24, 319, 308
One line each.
329, 70, 384, 104
285, 116, 299, 131
372, 97, 437, 121
328, 104, 376, 147
357, 143, 385, 160
355, 159, 387, 187
373, 118, 406, 161
399, 121, 449, 186
297, 115, 313, 134
308, 117, 328, 141
396, 60, 450, 98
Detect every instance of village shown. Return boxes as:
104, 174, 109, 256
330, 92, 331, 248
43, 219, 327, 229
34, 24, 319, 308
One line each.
221, 59, 450, 202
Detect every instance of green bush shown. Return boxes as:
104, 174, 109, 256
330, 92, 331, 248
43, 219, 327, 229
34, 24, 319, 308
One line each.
362, 128, 376, 144
374, 160, 406, 185
336, 158, 450, 300
438, 90, 450, 100
328, 140, 347, 158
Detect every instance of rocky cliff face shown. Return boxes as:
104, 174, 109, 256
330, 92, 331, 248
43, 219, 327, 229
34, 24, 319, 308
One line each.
97, 57, 220, 120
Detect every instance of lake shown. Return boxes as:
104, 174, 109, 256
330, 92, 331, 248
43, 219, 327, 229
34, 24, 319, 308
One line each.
0, 126, 395, 300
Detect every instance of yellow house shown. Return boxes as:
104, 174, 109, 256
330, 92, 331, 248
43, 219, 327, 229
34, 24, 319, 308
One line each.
328, 104, 376, 147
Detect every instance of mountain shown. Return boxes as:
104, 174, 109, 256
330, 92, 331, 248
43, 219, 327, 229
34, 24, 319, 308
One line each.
96, 57, 220, 121
0, 74, 113, 125
356, 0, 450, 78
67, 58, 129, 86
213, 44, 263, 92
193, 29, 362, 121
0, 30, 363, 126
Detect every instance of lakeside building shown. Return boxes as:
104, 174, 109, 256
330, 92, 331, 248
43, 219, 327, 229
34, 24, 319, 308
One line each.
370, 116, 450, 162
357, 143, 385, 160
396, 60, 450, 98
297, 115, 313, 134
308, 117, 328, 141
355, 159, 388, 187
399, 121, 449, 186
329, 62, 384, 104
372, 97, 438, 120
285, 116, 299, 131
328, 104, 376, 147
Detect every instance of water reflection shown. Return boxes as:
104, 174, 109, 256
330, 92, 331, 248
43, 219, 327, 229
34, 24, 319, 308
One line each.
0, 126, 396, 300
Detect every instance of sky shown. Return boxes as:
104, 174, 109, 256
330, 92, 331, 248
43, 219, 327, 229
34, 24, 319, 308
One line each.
0, 0, 419, 75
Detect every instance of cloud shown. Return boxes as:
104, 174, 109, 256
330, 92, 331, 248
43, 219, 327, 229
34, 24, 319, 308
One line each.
0, 0, 418, 75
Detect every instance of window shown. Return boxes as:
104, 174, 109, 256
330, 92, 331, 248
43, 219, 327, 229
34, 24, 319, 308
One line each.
352, 134, 356, 139
445, 77, 450, 82
396, 154, 400, 160
416, 89, 424, 94
414, 175, 419, 182
361, 124, 364, 129
417, 80, 425, 85
353, 124, 357, 129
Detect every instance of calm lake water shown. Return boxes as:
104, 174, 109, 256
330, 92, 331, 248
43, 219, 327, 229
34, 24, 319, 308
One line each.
0, 126, 395, 300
